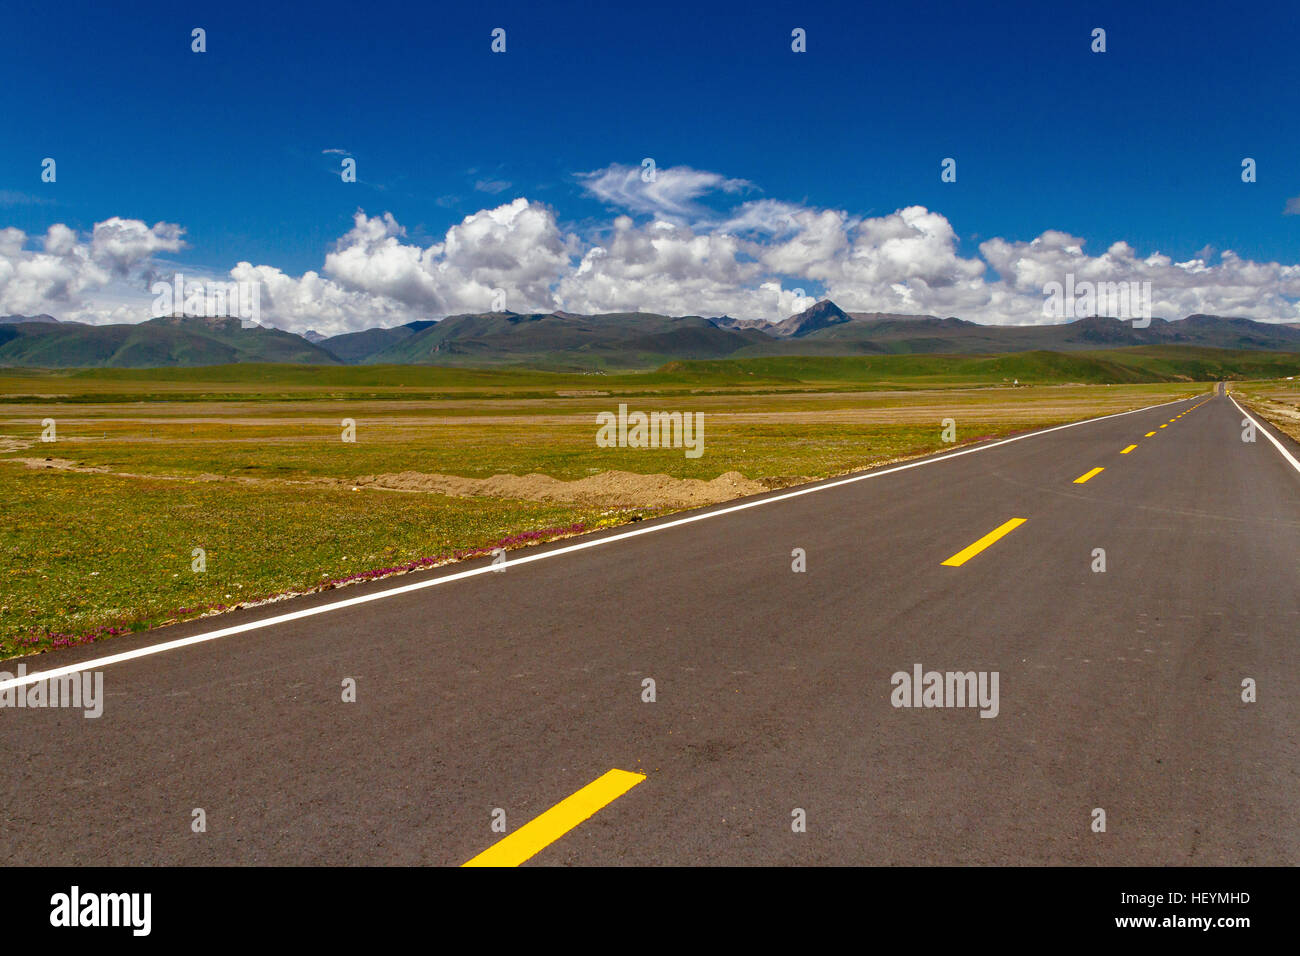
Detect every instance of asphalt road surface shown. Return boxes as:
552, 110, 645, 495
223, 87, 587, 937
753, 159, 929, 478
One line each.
3, 387, 1297, 866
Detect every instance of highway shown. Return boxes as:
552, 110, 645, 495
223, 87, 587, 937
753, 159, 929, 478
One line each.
2, 386, 1297, 866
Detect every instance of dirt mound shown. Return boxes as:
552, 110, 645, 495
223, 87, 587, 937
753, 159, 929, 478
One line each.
3, 453, 769, 510
350, 469, 767, 509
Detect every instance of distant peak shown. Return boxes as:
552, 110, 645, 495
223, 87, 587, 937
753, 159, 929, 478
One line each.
774, 298, 851, 337
797, 298, 846, 319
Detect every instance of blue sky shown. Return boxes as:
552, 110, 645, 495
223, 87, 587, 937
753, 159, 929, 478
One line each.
2, 0, 1298, 329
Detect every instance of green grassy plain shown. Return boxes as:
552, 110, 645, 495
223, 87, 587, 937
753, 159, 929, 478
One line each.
0, 356, 1219, 658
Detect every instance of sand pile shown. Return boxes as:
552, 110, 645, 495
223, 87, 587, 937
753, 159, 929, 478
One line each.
349, 469, 767, 508
4, 453, 770, 510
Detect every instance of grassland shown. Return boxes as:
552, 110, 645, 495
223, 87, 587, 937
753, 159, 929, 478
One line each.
4, 344, 1300, 397
0, 356, 1220, 658
1232, 376, 1300, 443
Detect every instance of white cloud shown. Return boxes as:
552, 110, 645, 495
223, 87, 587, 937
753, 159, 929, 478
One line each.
4, 168, 1300, 330
0, 219, 184, 317
555, 215, 771, 317
89, 218, 186, 276
975, 232, 1300, 324
228, 261, 419, 335
579, 162, 753, 221
319, 199, 575, 322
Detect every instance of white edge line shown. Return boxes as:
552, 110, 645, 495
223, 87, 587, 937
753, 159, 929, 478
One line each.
0, 390, 1206, 691
1231, 395, 1300, 475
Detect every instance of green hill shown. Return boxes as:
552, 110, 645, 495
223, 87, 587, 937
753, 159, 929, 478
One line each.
364, 311, 774, 368
0, 316, 340, 368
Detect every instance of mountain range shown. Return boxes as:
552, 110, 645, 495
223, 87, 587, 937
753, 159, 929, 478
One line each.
2, 301, 1299, 369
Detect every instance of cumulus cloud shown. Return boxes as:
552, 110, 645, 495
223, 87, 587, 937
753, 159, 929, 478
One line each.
89, 218, 186, 277
0, 219, 185, 317
228, 261, 418, 334
4, 165, 1300, 330
975, 233, 1300, 324
318, 199, 575, 323
555, 216, 771, 317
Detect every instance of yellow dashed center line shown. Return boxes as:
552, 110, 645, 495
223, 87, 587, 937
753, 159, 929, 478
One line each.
1145, 431, 1156, 437
1073, 467, 1105, 484
1120, 444, 1137, 454
462, 769, 646, 867
940, 518, 1026, 567
1159, 424, 1168, 428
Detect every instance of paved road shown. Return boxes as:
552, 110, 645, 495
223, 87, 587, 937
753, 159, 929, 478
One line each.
3, 388, 1297, 865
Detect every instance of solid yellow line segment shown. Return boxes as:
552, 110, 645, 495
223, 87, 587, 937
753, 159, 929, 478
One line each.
1073, 467, 1105, 483
1145, 431, 1156, 437
1120, 444, 1137, 454
941, 518, 1027, 567
462, 769, 646, 867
